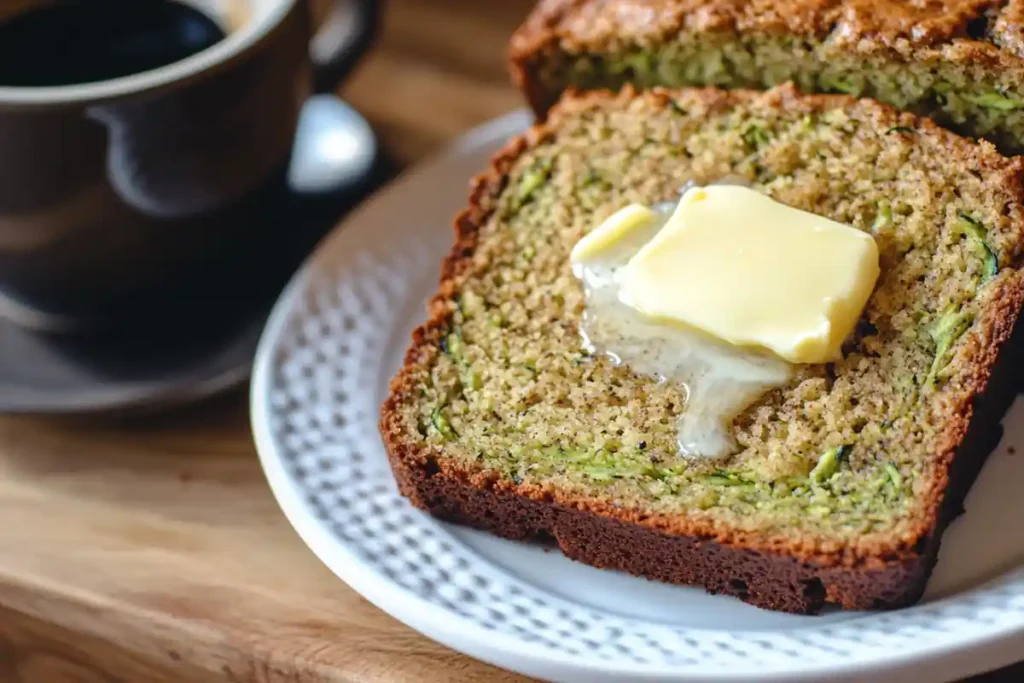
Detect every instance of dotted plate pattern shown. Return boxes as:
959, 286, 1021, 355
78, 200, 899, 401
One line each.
251, 110, 1024, 683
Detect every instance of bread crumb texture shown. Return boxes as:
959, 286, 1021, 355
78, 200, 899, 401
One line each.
511, 0, 1024, 152
382, 85, 1024, 560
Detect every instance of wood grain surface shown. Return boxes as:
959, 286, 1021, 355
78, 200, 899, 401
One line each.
0, 1, 1020, 681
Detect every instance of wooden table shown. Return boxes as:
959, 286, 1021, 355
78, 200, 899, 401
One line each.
0, 2, 1019, 681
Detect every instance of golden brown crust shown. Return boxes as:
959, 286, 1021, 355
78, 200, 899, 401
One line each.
380, 85, 1024, 611
510, 0, 1014, 53
385, 440, 930, 612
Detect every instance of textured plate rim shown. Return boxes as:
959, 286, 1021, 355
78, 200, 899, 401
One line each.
250, 108, 1024, 683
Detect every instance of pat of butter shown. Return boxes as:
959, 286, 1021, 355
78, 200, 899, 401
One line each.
581, 186, 880, 364
571, 204, 660, 263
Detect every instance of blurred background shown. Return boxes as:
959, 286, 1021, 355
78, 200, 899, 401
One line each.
318, 0, 529, 164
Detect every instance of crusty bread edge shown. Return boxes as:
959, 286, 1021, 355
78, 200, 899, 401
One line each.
379, 84, 1024, 613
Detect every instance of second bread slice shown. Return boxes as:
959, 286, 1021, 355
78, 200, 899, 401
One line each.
510, 0, 1024, 154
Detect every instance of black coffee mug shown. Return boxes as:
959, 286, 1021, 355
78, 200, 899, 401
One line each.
0, 0, 381, 329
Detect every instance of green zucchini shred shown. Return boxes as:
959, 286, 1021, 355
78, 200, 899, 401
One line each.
963, 91, 1024, 111
884, 462, 903, 490
445, 328, 483, 394
583, 465, 620, 484
741, 123, 771, 150
810, 444, 851, 484
872, 200, 893, 232
956, 213, 998, 279
612, 51, 657, 81
707, 469, 755, 487
925, 306, 974, 389
509, 157, 554, 213
430, 406, 456, 440
819, 72, 863, 96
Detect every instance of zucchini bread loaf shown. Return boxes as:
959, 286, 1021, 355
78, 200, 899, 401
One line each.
380, 84, 1024, 613
510, 0, 1024, 154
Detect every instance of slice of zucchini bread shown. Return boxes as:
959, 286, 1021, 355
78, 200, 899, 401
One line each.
510, 0, 1024, 154
380, 84, 1024, 613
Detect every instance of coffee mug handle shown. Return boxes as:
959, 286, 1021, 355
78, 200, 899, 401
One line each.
310, 0, 382, 93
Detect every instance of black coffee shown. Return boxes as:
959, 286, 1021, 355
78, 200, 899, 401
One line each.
0, 0, 227, 87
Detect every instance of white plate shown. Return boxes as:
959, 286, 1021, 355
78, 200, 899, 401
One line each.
250, 109, 1024, 683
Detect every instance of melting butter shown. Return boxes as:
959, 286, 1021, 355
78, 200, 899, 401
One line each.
572, 197, 794, 460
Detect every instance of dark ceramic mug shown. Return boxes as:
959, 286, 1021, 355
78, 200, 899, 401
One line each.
0, 0, 380, 329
